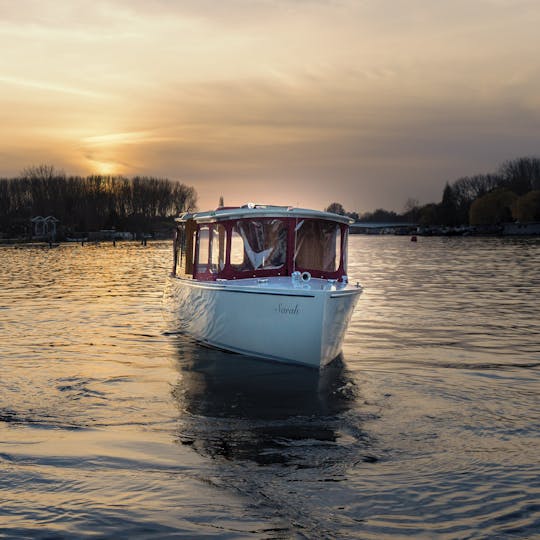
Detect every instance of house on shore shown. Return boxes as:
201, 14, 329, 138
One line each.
31, 216, 59, 240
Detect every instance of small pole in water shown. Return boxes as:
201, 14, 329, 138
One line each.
411, 235, 417, 242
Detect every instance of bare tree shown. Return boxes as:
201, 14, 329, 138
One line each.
325, 202, 346, 215
403, 198, 420, 222
21, 164, 64, 181
498, 156, 540, 194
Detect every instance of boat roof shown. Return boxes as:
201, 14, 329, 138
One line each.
175, 204, 354, 225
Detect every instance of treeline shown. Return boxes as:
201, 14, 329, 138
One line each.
327, 156, 540, 226
0, 165, 197, 237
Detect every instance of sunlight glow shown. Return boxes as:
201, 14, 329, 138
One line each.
88, 159, 120, 176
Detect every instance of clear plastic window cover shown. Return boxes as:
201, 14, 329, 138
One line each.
295, 220, 340, 272
233, 219, 287, 270
197, 226, 210, 267
175, 225, 185, 262
211, 225, 226, 271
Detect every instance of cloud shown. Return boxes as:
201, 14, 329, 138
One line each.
1, 0, 539, 211
0, 75, 107, 99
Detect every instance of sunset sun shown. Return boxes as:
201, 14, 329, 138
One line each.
91, 160, 119, 176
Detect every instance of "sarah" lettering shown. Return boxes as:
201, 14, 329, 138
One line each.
275, 303, 300, 315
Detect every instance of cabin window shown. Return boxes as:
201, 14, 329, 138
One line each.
230, 229, 245, 267
185, 223, 196, 275
230, 219, 287, 272
173, 220, 196, 276
342, 228, 348, 272
294, 220, 341, 273
210, 224, 226, 273
196, 225, 210, 273
173, 224, 183, 275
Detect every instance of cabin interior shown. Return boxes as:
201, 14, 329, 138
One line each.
173, 216, 348, 282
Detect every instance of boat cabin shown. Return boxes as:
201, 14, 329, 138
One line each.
172, 204, 353, 282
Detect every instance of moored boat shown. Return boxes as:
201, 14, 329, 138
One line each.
165, 204, 362, 368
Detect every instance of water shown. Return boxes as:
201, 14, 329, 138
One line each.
1, 237, 539, 539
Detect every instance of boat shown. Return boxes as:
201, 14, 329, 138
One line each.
165, 203, 362, 368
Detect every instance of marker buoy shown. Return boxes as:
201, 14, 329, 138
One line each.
411, 235, 417, 242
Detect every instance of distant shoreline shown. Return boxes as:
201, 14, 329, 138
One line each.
350, 222, 540, 237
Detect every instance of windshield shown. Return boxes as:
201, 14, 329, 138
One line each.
231, 219, 287, 271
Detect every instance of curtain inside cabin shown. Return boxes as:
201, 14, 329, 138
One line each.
294, 220, 341, 272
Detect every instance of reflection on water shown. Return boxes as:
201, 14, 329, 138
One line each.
170, 341, 372, 467
168, 342, 380, 538
173, 343, 354, 419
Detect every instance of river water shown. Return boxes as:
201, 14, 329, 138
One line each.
0, 236, 539, 539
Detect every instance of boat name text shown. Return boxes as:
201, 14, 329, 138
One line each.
275, 303, 300, 315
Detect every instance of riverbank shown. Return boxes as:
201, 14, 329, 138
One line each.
350, 222, 540, 236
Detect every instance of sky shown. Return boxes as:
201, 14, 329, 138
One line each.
1, 0, 539, 213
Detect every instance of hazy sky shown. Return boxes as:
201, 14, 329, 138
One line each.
1, 0, 539, 212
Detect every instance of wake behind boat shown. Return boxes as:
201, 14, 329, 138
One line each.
165, 204, 362, 368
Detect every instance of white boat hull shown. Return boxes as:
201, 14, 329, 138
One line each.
164, 276, 361, 368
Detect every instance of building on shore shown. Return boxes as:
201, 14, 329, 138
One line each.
31, 216, 59, 241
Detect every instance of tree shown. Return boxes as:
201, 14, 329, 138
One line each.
403, 197, 420, 223
469, 189, 518, 225
439, 183, 459, 226
512, 190, 540, 222
325, 202, 346, 215
359, 208, 399, 222
20, 164, 64, 181
450, 174, 502, 224
452, 174, 501, 204
417, 203, 440, 226
172, 183, 197, 214
498, 157, 540, 195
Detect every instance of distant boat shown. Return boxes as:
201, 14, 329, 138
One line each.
165, 204, 362, 368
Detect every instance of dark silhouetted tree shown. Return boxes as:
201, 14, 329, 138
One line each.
469, 189, 518, 225
498, 157, 540, 195
325, 202, 346, 215
0, 167, 197, 236
359, 208, 399, 222
439, 183, 460, 226
403, 198, 420, 223
417, 203, 439, 226
512, 190, 540, 222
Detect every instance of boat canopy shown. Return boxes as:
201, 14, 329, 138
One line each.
172, 204, 351, 281
176, 204, 353, 225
